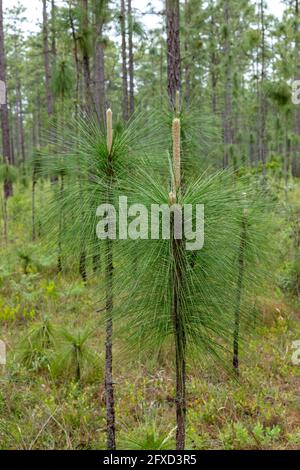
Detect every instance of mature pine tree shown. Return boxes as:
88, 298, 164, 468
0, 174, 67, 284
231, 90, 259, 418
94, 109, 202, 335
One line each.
120, 0, 129, 121
222, 0, 233, 168
166, 0, 181, 109
0, 0, 13, 198
94, 0, 107, 122
293, 0, 300, 177
258, 0, 267, 176
42, 0, 54, 117
81, 0, 93, 109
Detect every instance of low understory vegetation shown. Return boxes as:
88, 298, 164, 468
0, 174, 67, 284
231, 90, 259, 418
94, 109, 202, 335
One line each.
1, 172, 300, 450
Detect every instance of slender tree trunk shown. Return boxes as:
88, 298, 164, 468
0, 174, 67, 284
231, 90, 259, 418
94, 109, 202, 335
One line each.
166, 0, 181, 109
171, 217, 186, 450
127, 0, 134, 116
223, 0, 233, 168
104, 109, 116, 450
258, 0, 267, 178
183, 0, 191, 105
0, 0, 13, 198
120, 0, 129, 121
42, 0, 54, 117
284, 122, 291, 201
94, 14, 106, 122
57, 174, 64, 273
293, 0, 300, 177
69, 2, 80, 115
210, 3, 218, 114
249, 133, 255, 167
32, 178, 37, 241
51, 0, 57, 60
170, 117, 186, 450
105, 238, 116, 449
82, 0, 93, 109
233, 213, 247, 374
16, 75, 25, 164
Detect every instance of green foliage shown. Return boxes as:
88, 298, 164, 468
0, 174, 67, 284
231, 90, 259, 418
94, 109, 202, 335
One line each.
50, 327, 98, 382
52, 59, 73, 100
17, 316, 56, 370
119, 420, 174, 450
0, 163, 18, 184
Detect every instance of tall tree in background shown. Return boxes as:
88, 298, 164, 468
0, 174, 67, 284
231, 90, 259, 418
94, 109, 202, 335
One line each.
42, 0, 54, 117
209, 0, 218, 114
166, 0, 181, 109
127, 0, 134, 116
120, 0, 129, 121
81, 0, 92, 109
0, 0, 13, 198
222, 0, 233, 168
94, 0, 107, 122
68, 0, 80, 114
293, 0, 300, 177
51, 0, 56, 60
258, 0, 267, 176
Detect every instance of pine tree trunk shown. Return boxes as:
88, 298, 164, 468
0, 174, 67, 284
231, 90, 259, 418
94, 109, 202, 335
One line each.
166, 0, 181, 109
120, 0, 129, 121
223, 0, 233, 168
94, 19, 106, 122
210, 3, 218, 114
0, 0, 13, 199
293, 0, 300, 177
51, 0, 57, 61
233, 214, 247, 374
105, 237, 116, 449
32, 178, 36, 242
16, 75, 25, 164
258, 0, 267, 178
105, 121, 116, 449
127, 0, 134, 116
69, 3, 80, 115
184, 0, 191, 105
82, 0, 92, 109
42, 0, 54, 117
171, 213, 186, 450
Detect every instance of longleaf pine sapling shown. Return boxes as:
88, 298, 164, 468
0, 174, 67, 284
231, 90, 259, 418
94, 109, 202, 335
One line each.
105, 108, 116, 450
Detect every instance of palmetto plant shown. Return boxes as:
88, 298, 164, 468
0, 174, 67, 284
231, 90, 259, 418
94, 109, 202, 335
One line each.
51, 327, 96, 382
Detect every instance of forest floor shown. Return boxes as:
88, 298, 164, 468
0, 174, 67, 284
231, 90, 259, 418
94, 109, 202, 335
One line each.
1, 181, 300, 450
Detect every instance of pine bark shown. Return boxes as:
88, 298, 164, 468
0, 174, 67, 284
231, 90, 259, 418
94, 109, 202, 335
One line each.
210, 2, 218, 114
105, 143, 116, 449
171, 212, 186, 450
293, 0, 300, 177
223, 0, 233, 168
120, 0, 129, 121
166, 0, 181, 109
127, 0, 134, 116
184, 0, 191, 105
233, 215, 247, 374
258, 0, 267, 177
68, 3, 80, 115
82, 0, 93, 110
42, 0, 54, 117
16, 74, 25, 164
94, 7, 106, 122
0, 0, 13, 198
